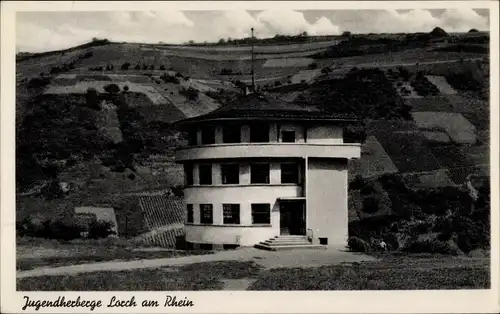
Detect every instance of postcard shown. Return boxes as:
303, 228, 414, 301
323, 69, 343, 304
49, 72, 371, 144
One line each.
1, 1, 498, 313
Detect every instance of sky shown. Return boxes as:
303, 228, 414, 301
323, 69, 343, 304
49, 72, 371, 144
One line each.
16, 9, 490, 53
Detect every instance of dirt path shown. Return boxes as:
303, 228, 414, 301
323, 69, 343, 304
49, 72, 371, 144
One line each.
17, 247, 375, 278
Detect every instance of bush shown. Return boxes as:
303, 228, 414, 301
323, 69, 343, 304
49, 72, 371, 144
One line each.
85, 88, 101, 110
18, 216, 83, 241
104, 83, 120, 94
123, 85, 129, 92
121, 62, 131, 70
160, 73, 180, 84
348, 236, 369, 252
159, 65, 166, 70
134, 64, 141, 70
308, 62, 318, 69
27, 77, 51, 89
87, 220, 116, 239
179, 87, 199, 101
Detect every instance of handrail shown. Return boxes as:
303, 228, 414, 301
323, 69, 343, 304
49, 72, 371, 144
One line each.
306, 228, 313, 243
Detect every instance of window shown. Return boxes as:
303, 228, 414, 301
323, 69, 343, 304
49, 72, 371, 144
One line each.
222, 125, 241, 143
200, 204, 213, 224
281, 163, 299, 184
200, 126, 215, 145
221, 164, 239, 184
199, 164, 212, 185
252, 204, 271, 224
250, 163, 270, 184
223, 204, 240, 224
281, 130, 296, 143
187, 130, 198, 146
184, 163, 194, 185
250, 124, 269, 142
186, 204, 194, 223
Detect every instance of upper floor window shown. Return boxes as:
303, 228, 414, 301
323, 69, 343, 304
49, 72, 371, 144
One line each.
199, 164, 212, 185
250, 163, 270, 184
221, 164, 239, 184
187, 130, 198, 146
222, 125, 241, 143
186, 204, 194, 223
200, 204, 213, 224
281, 163, 299, 184
201, 126, 216, 145
251, 203, 271, 224
223, 204, 240, 224
281, 130, 296, 143
250, 124, 269, 143
184, 163, 194, 185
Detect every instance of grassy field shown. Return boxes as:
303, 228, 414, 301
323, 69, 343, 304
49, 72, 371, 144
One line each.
16, 237, 212, 271
17, 254, 489, 291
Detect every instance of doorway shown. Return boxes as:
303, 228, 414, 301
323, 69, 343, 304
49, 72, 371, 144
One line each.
279, 201, 306, 235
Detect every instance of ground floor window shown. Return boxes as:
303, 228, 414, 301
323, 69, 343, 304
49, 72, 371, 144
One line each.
186, 204, 194, 223
200, 204, 213, 224
223, 204, 240, 224
251, 203, 271, 224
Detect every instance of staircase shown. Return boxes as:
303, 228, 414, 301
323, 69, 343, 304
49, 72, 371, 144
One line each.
254, 235, 326, 251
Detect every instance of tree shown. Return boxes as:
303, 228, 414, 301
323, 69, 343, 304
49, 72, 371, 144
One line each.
430, 27, 448, 37
218, 38, 226, 45
121, 62, 131, 70
469, 28, 479, 33
342, 31, 352, 37
134, 64, 140, 70
103, 83, 120, 94
85, 88, 101, 110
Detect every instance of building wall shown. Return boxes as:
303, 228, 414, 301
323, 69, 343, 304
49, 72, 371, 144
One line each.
306, 158, 348, 247
185, 225, 276, 246
188, 122, 343, 145
307, 125, 343, 144
184, 185, 301, 245
189, 161, 304, 187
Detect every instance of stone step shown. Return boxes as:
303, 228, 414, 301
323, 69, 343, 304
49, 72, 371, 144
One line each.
254, 243, 327, 251
265, 238, 309, 243
263, 241, 312, 246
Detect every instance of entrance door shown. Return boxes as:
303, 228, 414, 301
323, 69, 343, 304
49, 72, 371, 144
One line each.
280, 201, 306, 235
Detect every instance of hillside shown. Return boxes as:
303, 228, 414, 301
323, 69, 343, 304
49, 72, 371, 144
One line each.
16, 33, 490, 250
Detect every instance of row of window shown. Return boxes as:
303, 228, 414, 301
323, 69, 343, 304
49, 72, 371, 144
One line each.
187, 124, 298, 145
186, 203, 271, 225
184, 162, 299, 185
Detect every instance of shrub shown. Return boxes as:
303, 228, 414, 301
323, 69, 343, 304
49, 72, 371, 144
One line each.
179, 87, 199, 101
134, 64, 141, 70
103, 83, 120, 94
85, 88, 101, 110
348, 236, 369, 252
308, 62, 318, 69
27, 77, 51, 89
123, 85, 129, 92
175, 72, 183, 78
321, 66, 332, 74
159, 65, 166, 70
18, 216, 83, 240
160, 73, 180, 84
121, 62, 131, 70
142, 64, 148, 70
87, 220, 116, 239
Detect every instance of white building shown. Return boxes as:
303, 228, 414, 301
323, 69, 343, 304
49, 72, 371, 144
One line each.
174, 94, 361, 250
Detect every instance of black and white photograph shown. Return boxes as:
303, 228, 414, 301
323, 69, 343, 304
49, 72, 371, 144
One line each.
1, 1, 498, 313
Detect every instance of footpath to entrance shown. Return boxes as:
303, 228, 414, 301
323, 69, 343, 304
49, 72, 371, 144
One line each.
17, 247, 375, 278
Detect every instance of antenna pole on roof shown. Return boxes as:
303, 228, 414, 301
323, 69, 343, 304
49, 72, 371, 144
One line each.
251, 27, 255, 93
